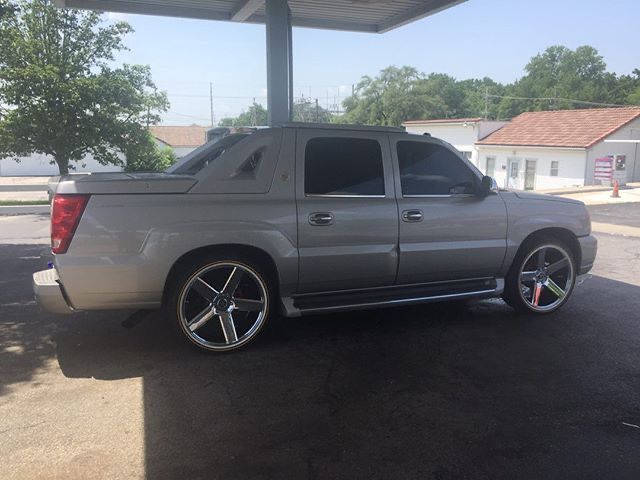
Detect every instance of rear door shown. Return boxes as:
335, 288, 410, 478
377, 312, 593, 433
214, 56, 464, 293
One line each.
391, 136, 507, 284
295, 129, 398, 293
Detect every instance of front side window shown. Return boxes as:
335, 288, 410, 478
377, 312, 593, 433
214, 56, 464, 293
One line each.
304, 137, 385, 196
397, 141, 476, 196
550, 161, 559, 176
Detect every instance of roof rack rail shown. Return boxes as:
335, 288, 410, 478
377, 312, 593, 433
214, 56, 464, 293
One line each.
282, 122, 406, 133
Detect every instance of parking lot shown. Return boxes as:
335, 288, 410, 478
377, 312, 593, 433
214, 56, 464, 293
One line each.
2, 207, 640, 479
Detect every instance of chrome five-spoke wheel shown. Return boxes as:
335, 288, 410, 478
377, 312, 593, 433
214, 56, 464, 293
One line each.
517, 244, 575, 312
177, 261, 269, 351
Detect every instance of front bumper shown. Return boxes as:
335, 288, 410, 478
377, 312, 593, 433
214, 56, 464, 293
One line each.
578, 234, 598, 275
33, 269, 74, 314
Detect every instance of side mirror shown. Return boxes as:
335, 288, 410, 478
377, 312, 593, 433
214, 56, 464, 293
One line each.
478, 176, 498, 197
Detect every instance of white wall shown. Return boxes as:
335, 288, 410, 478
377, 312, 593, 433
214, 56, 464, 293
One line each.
586, 117, 640, 185
0, 152, 122, 176
172, 146, 197, 158
476, 146, 587, 190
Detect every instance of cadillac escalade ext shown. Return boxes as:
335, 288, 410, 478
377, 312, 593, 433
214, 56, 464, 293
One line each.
34, 123, 597, 352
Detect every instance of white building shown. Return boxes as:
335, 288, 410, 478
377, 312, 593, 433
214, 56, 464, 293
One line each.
402, 117, 508, 168
0, 151, 122, 176
0, 124, 210, 176
476, 108, 640, 190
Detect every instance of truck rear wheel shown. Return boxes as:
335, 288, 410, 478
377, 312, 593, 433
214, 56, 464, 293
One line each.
503, 237, 576, 314
166, 255, 271, 352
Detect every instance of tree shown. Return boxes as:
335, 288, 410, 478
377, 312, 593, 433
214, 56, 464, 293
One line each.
343, 66, 430, 126
219, 102, 267, 127
497, 45, 616, 117
292, 98, 332, 123
0, 0, 168, 174
123, 132, 176, 172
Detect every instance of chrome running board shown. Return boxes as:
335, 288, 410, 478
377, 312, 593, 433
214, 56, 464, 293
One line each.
281, 278, 504, 317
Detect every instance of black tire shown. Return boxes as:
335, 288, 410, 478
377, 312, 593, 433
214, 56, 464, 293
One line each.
164, 252, 273, 352
502, 236, 577, 314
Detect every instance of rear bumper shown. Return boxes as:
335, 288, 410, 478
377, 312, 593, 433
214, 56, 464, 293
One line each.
33, 269, 74, 314
578, 234, 598, 275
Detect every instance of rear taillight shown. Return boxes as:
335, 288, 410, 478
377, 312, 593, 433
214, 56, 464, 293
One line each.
51, 194, 90, 254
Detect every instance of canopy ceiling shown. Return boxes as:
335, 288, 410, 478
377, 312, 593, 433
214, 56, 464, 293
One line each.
57, 0, 467, 33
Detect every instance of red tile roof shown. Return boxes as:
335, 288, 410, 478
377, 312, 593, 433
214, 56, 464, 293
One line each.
477, 108, 640, 148
149, 125, 209, 147
403, 117, 484, 125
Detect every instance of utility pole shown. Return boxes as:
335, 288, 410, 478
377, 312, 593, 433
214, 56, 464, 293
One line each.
484, 87, 489, 119
315, 98, 319, 122
209, 82, 214, 126
252, 97, 257, 126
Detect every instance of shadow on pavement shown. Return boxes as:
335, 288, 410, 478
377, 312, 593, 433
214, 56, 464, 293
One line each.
51, 273, 640, 479
0, 244, 57, 396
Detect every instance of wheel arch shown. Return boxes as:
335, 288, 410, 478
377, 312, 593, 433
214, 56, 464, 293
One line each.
161, 243, 281, 306
516, 227, 581, 270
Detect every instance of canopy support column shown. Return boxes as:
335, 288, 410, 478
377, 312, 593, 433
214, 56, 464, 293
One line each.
265, 0, 292, 126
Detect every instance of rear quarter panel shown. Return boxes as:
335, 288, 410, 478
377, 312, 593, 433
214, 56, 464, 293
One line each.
56, 129, 298, 310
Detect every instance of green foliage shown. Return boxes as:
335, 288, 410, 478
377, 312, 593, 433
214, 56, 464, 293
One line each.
292, 98, 332, 123
342, 46, 640, 126
123, 131, 176, 172
219, 102, 267, 127
0, 0, 169, 174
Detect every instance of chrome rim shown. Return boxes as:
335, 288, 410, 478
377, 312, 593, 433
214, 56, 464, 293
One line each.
178, 262, 268, 351
518, 244, 574, 312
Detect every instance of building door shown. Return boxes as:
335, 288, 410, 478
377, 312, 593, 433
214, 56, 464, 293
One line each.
507, 158, 520, 189
525, 159, 537, 190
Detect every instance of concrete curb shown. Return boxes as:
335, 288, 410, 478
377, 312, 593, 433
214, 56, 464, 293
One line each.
0, 184, 49, 192
543, 186, 616, 196
0, 205, 50, 215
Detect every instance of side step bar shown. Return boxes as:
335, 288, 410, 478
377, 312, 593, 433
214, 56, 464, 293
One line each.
281, 278, 504, 317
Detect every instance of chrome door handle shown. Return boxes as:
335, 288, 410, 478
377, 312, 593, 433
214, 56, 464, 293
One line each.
402, 210, 423, 222
309, 212, 334, 226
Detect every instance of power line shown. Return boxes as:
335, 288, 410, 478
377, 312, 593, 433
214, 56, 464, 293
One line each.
486, 93, 631, 108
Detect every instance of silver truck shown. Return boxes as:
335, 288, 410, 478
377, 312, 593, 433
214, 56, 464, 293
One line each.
34, 123, 597, 352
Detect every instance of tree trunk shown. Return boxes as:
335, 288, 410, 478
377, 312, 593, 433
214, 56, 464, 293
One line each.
56, 157, 69, 175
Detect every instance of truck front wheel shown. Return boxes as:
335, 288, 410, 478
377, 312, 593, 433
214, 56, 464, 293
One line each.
503, 238, 577, 314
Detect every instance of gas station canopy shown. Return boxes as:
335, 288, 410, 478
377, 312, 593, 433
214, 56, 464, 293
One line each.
56, 0, 466, 123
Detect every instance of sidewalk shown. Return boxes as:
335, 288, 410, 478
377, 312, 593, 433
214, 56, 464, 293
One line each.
557, 186, 640, 205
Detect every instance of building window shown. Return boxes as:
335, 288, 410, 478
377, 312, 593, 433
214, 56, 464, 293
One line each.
304, 137, 385, 196
550, 161, 559, 177
397, 141, 475, 196
460, 151, 472, 160
485, 156, 496, 177
510, 161, 519, 179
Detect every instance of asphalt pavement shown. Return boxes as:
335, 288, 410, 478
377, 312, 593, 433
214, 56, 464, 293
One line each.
1, 208, 640, 479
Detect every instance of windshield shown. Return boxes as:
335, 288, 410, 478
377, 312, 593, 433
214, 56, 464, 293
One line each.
168, 133, 249, 175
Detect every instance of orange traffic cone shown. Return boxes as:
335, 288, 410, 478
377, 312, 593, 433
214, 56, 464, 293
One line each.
611, 180, 620, 198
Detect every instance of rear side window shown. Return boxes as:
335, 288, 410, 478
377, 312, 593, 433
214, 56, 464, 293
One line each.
397, 141, 475, 196
305, 137, 385, 196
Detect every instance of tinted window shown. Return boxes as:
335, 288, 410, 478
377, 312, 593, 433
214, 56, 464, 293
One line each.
397, 141, 476, 196
305, 137, 385, 196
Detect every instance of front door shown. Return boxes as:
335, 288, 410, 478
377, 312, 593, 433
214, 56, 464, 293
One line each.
525, 159, 537, 190
391, 136, 508, 284
507, 157, 520, 189
295, 129, 399, 293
